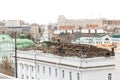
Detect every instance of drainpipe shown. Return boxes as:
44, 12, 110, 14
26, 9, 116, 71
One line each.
14, 32, 18, 78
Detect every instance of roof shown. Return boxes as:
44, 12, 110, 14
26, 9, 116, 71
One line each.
15, 33, 34, 49
112, 33, 120, 38
16, 38, 34, 45
20, 42, 113, 58
98, 34, 107, 37
0, 34, 12, 42
16, 38, 34, 49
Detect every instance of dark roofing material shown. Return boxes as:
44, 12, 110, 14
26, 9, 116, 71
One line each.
20, 42, 112, 58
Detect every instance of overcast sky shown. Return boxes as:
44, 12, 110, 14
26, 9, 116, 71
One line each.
0, 0, 120, 24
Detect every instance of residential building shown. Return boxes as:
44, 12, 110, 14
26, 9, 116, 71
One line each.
30, 24, 45, 42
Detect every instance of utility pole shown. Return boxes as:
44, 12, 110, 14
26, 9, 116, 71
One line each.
14, 32, 18, 78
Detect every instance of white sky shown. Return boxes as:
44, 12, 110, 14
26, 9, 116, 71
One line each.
0, 0, 120, 24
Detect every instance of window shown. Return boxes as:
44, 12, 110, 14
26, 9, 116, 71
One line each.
105, 38, 109, 40
55, 69, 57, 77
31, 66, 33, 72
21, 64, 24, 69
108, 73, 112, 80
21, 74, 24, 79
62, 70, 64, 78
43, 66, 45, 74
37, 65, 39, 72
69, 71, 72, 80
49, 67, 51, 75
26, 65, 28, 70
77, 73, 80, 80
26, 76, 29, 79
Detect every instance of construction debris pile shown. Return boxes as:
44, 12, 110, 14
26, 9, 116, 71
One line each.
21, 42, 113, 58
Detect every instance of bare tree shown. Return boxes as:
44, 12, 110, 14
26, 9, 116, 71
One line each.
1, 57, 13, 76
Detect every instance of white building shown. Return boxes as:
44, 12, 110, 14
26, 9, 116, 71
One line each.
53, 28, 106, 34
114, 43, 120, 80
17, 50, 115, 80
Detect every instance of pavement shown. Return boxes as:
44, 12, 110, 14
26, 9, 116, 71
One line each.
0, 73, 13, 79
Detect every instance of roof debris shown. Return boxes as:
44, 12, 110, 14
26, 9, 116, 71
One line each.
20, 41, 113, 58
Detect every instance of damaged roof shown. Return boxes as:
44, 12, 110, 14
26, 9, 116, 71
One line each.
20, 42, 113, 58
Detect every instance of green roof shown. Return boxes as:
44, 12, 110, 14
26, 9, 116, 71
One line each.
16, 34, 35, 49
16, 39, 34, 49
16, 39, 34, 45
19, 34, 25, 39
98, 34, 107, 37
0, 34, 12, 42
112, 33, 120, 38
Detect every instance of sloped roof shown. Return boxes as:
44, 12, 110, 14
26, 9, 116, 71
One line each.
0, 34, 12, 42
16, 34, 34, 49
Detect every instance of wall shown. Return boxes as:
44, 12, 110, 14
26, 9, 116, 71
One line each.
17, 50, 115, 80
82, 67, 115, 80
115, 49, 120, 80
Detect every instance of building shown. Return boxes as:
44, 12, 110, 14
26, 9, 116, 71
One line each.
0, 20, 30, 37
72, 34, 120, 45
57, 15, 104, 30
16, 43, 115, 80
53, 28, 106, 34
0, 33, 34, 64
57, 15, 120, 32
114, 43, 120, 80
0, 34, 14, 64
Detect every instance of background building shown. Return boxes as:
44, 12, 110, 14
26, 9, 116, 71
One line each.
57, 15, 120, 33
0, 20, 30, 38
72, 33, 120, 44
57, 15, 104, 30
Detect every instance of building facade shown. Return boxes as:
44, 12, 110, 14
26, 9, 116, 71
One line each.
57, 15, 105, 30
17, 50, 115, 80
72, 34, 120, 45
57, 15, 120, 32
0, 20, 30, 38
114, 43, 120, 80
0, 34, 14, 64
